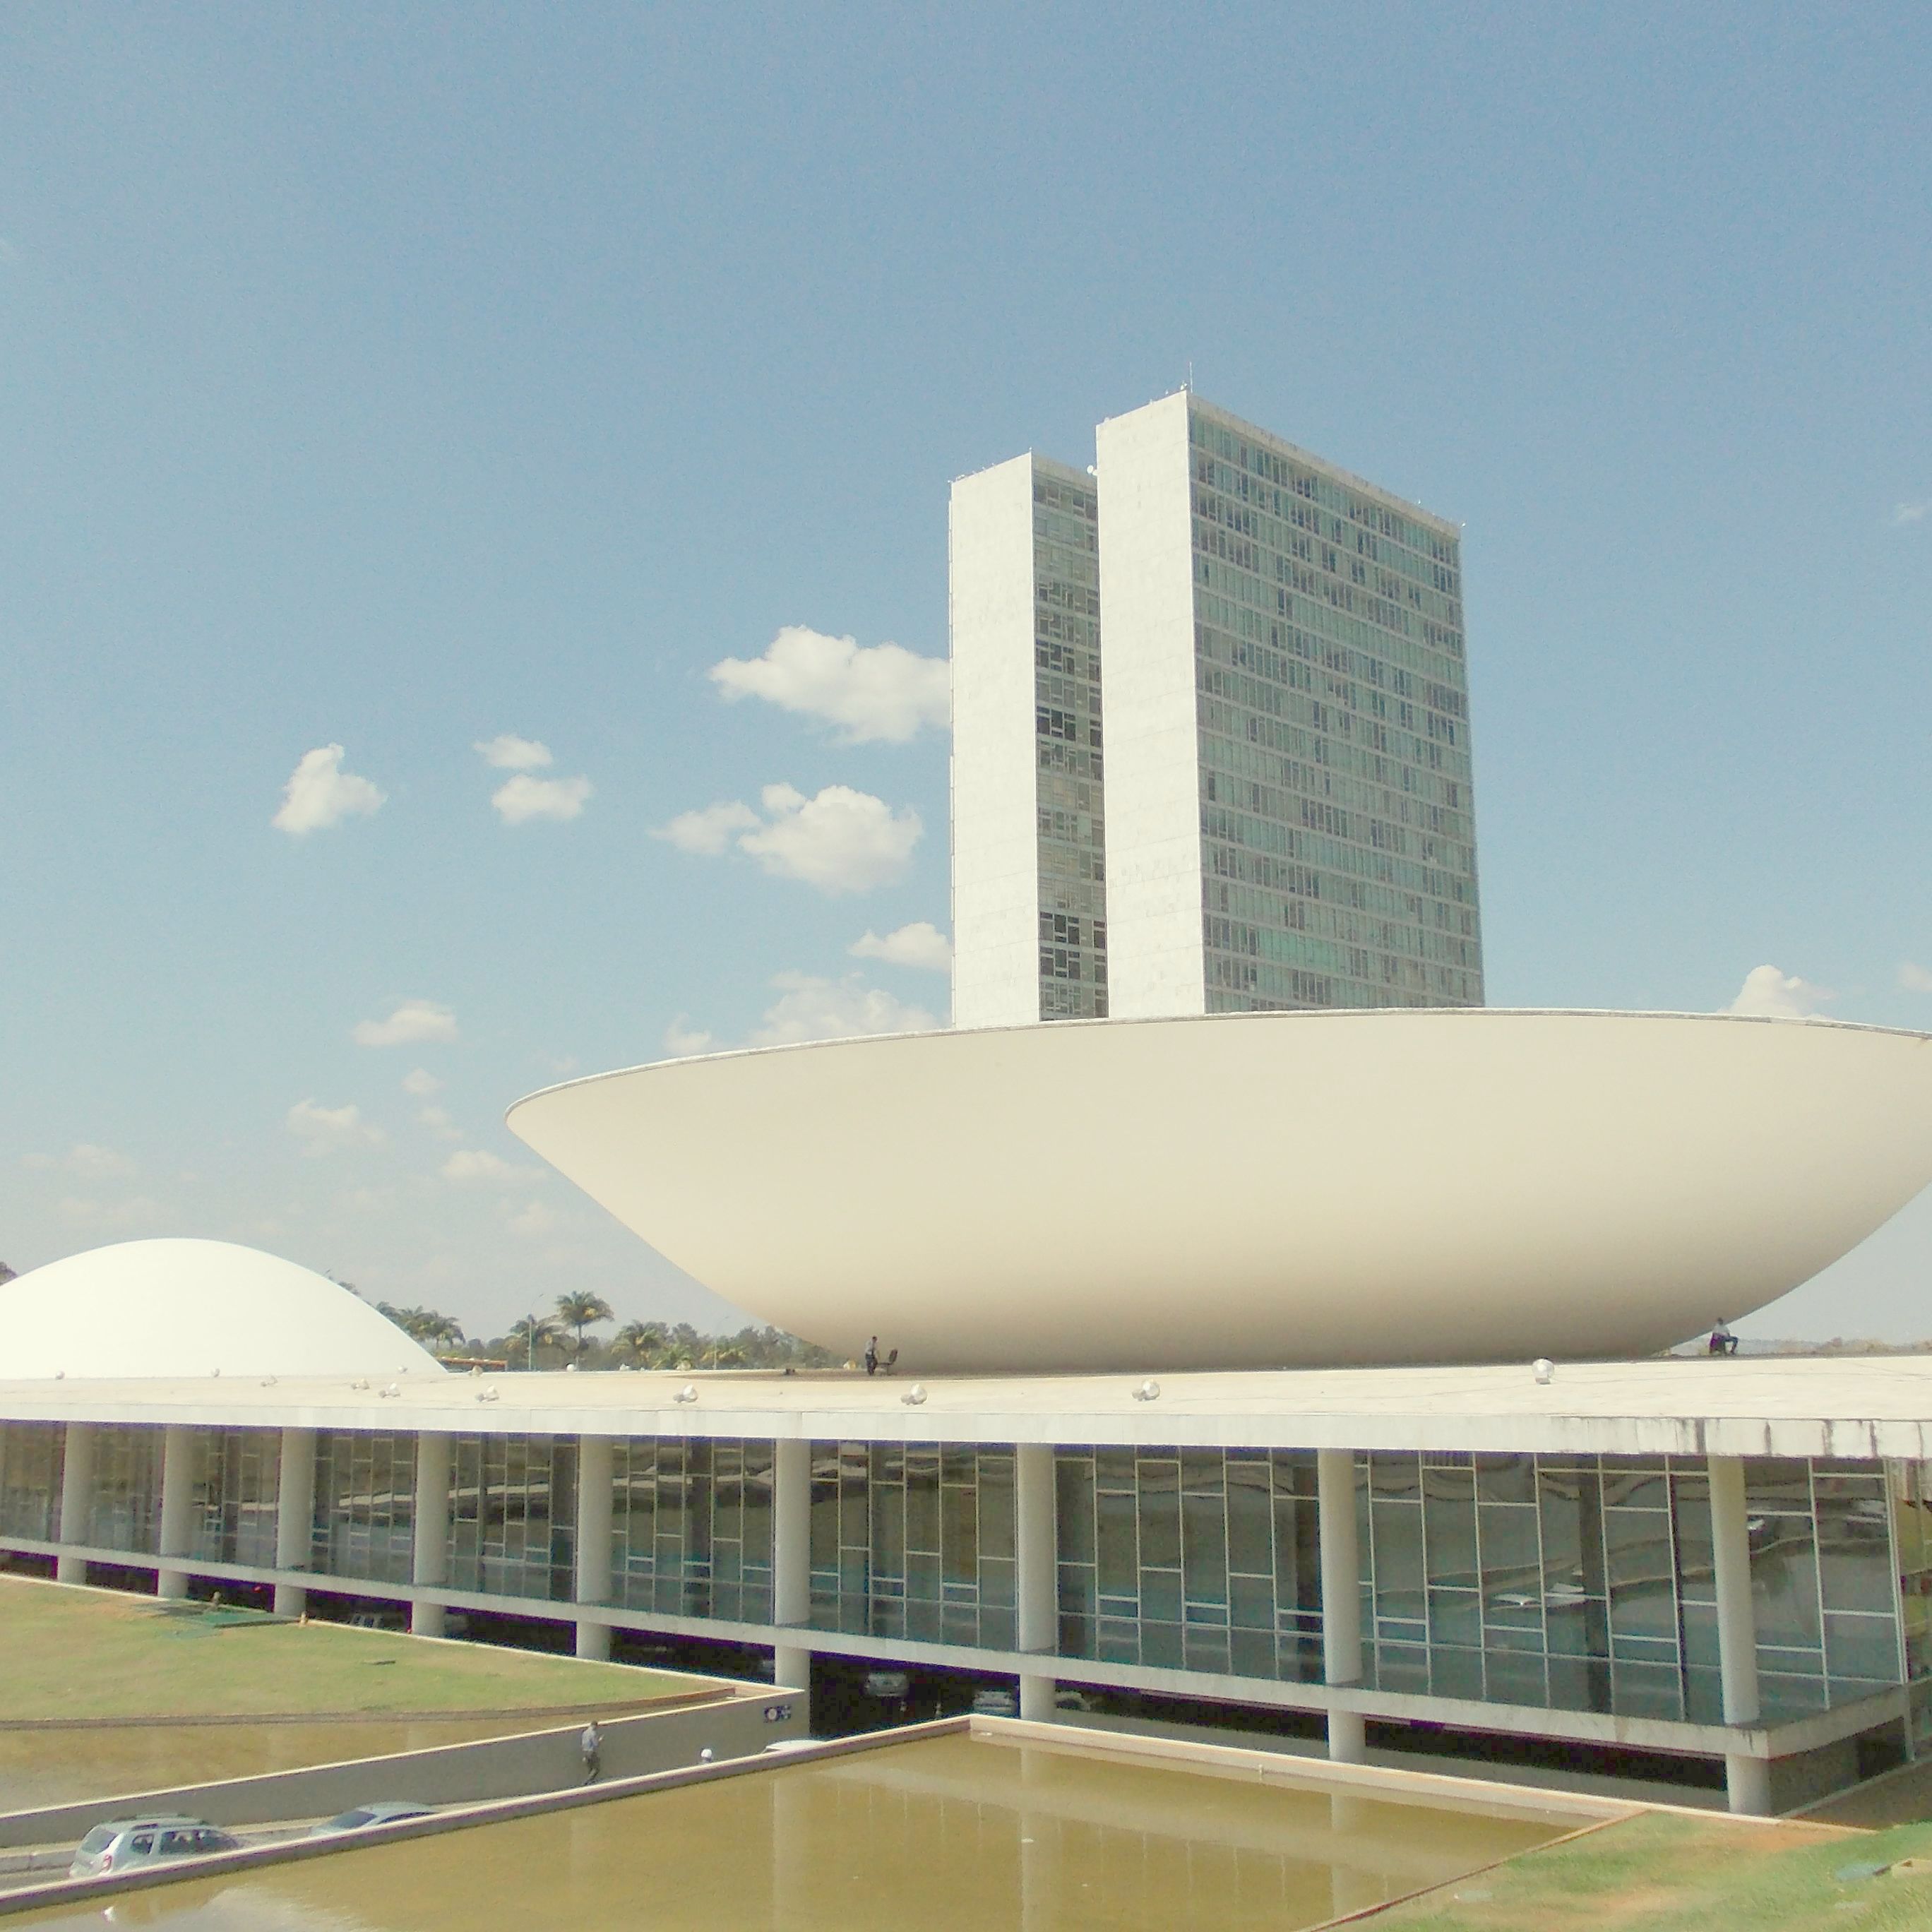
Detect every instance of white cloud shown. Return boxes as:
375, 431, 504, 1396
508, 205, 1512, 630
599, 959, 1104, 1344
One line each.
56, 1194, 167, 1227
740, 785, 922, 893
353, 1000, 459, 1048
491, 773, 592, 824
662, 1017, 715, 1056
400, 1067, 443, 1097
655, 800, 760, 855
1900, 962, 1932, 994
1727, 965, 1833, 1020
506, 1200, 559, 1237
474, 734, 554, 770
417, 1106, 464, 1142
708, 626, 950, 744
849, 921, 951, 972
24, 1144, 138, 1179
654, 784, 920, 893
749, 971, 941, 1047
1891, 501, 1931, 527
273, 745, 386, 835
440, 1148, 540, 1186
287, 1099, 386, 1157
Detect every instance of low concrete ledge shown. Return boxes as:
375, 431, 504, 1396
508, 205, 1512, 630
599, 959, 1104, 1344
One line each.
0, 1719, 958, 1920
0, 1688, 804, 1854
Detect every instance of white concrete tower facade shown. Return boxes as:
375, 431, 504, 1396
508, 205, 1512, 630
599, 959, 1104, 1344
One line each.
950, 454, 1107, 1028
1095, 391, 1484, 1017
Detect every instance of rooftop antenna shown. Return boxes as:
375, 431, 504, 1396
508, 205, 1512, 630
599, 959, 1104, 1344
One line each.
1186, 360, 1193, 392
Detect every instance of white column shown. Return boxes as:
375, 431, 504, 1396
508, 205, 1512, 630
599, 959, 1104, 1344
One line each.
273, 1427, 316, 1617
1710, 1453, 1770, 1813
1318, 1447, 1366, 1763
56, 1422, 95, 1585
155, 1426, 198, 1600
412, 1432, 451, 1640
576, 1435, 614, 1661
771, 1437, 811, 1696
1015, 1443, 1057, 1722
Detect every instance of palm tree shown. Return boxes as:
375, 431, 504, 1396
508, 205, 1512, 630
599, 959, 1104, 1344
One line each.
508, 1312, 559, 1371
554, 1290, 614, 1361
613, 1320, 667, 1368
422, 1311, 466, 1353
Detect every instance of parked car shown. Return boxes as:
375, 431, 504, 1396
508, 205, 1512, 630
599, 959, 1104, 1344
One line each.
309, 1801, 436, 1837
70, 1817, 240, 1879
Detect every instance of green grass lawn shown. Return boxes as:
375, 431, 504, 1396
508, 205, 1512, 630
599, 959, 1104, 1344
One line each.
0, 1577, 717, 1721
1376, 1808, 1932, 1931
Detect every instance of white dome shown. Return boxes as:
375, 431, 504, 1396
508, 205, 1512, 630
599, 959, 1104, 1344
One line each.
0, 1239, 448, 1380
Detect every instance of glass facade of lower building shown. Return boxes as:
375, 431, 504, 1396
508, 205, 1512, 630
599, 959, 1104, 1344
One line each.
612, 1436, 774, 1624
88, 1424, 162, 1553
446, 1433, 576, 1601
186, 1426, 282, 1568
311, 1429, 417, 1585
809, 1442, 1016, 1647
0, 1422, 64, 1541
1, 1417, 1926, 1762
1055, 1446, 1324, 1678
1352, 1451, 1900, 1724
1890, 1460, 1932, 1752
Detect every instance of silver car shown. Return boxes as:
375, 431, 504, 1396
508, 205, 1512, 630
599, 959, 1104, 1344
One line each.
70, 1816, 240, 1879
309, 1801, 435, 1836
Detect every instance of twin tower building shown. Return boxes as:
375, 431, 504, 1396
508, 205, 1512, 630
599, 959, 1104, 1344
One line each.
948, 387, 1486, 1030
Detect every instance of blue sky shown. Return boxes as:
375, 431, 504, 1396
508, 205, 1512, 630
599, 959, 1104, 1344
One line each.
3, 4, 1927, 1342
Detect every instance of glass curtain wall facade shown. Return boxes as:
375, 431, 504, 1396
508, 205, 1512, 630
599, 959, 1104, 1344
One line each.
1355, 1452, 1900, 1724
1889, 1461, 1932, 1751
0, 1423, 64, 1541
1055, 1447, 1323, 1678
311, 1429, 417, 1586
809, 1443, 1016, 1648
186, 1426, 282, 1568
611, 1437, 774, 1624
88, 1425, 162, 1553
446, 1433, 576, 1601
1032, 462, 1108, 1019
1185, 400, 1483, 1011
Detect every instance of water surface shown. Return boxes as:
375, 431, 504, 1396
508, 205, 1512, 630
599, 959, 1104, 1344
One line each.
9, 1733, 1571, 1931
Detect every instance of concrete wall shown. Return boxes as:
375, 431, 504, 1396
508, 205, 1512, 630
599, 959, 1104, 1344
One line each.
0, 1692, 804, 1851
950, 453, 1045, 1030
1094, 390, 1206, 1018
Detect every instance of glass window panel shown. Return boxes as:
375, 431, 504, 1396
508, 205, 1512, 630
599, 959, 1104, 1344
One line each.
1752, 1515, 1823, 1650
1181, 1491, 1228, 1608
978, 1453, 1015, 1560
1428, 1588, 1482, 1649
905, 1455, 941, 1554
1371, 1502, 1424, 1621
1138, 1470, 1181, 1572
1370, 1452, 1421, 1499
1140, 1569, 1182, 1623
1825, 1611, 1900, 1686
1815, 1488, 1895, 1616
1425, 1495, 1478, 1590
941, 1484, 977, 1588
1746, 1460, 1815, 1515
1599, 1462, 1669, 1510
1227, 1458, 1272, 1577
1474, 1454, 1537, 1505
1056, 1457, 1095, 1567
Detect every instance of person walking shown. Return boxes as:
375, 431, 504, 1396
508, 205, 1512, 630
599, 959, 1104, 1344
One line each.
580, 1719, 604, 1784
864, 1336, 880, 1377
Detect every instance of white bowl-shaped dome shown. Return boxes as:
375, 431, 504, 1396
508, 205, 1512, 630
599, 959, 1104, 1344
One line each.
508, 1009, 1932, 1373
0, 1239, 448, 1380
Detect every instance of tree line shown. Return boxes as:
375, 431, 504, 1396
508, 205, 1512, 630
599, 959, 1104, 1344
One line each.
374, 1290, 841, 1371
